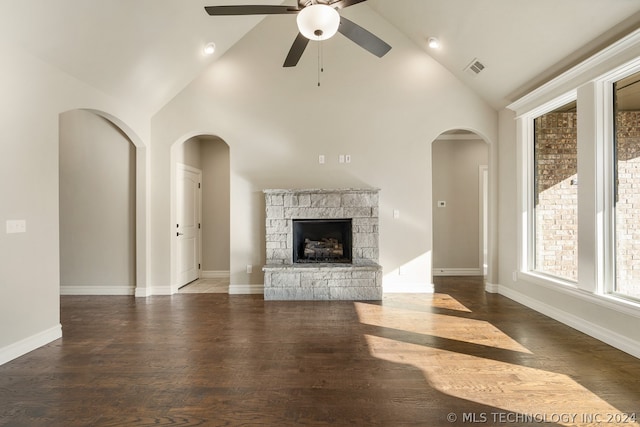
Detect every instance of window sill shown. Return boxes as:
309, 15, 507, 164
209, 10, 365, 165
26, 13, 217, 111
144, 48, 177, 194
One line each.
516, 271, 640, 319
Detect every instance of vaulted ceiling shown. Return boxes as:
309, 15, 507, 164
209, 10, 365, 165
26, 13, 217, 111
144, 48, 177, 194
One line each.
2, 0, 640, 114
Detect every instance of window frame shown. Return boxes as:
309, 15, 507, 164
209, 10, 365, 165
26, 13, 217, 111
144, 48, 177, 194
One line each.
520, 91, 579, 288
509, 29, 640, 332
603, 60, 640, 303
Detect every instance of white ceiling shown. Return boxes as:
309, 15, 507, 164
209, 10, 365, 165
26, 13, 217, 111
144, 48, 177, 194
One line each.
2, 0, 640, 114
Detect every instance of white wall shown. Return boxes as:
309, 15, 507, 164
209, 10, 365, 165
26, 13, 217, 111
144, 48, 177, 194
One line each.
149, 7, 497, 293
0, 40, 150, 364
432, 138, 488, 273
59, 109, 136, 295
177, 138, 202, 170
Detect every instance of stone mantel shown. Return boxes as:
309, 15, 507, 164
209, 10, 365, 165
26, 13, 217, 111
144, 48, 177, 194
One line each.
263, 188, 382, 300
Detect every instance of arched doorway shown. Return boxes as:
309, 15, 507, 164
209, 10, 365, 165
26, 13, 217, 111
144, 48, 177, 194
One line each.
59, 109, 143, 295
431, 129, 489, 281
171, 135, 230, 293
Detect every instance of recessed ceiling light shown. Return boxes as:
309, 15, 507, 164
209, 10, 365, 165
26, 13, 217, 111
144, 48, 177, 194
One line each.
428, 37, 440, 49
203, 42, 216, 56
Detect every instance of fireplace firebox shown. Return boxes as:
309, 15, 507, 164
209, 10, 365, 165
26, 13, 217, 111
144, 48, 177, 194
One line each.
293, 219, 352, 263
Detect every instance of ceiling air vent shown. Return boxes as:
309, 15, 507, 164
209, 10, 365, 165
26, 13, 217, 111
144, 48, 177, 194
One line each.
464, 58, 486, 77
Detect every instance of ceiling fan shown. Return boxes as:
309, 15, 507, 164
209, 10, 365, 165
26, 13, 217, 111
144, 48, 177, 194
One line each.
204, 0, 391, 67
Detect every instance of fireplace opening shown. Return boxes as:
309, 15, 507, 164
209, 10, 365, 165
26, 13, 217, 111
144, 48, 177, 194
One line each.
293, 219, 352, 264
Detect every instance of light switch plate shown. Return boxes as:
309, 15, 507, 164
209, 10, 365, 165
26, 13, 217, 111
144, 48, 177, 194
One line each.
6, 219, 26, 234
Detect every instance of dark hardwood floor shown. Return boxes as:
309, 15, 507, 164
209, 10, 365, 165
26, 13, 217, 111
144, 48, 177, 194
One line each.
1, 276, 639, 426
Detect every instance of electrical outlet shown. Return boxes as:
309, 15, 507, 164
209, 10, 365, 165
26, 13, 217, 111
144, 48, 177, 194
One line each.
246, 264, 253, 274
393, 209, 400, 219
318, 155, 325, 164
339, 154, 345, 163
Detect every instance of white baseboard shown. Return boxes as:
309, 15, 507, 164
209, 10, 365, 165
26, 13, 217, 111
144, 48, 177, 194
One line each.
135, 286, 152, 297
60, 285, 135, 296
485, 282, 500, 293
0, 324, 62, 366
229, 284, 264, 295
498, 285, 640, 360
383, 282, 435, 293
201, 270, 230, 279
150, 286, 173, 296
433, 268, 483, 276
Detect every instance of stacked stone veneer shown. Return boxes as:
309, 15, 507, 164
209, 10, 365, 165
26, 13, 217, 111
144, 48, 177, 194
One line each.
262, 188, 382, 300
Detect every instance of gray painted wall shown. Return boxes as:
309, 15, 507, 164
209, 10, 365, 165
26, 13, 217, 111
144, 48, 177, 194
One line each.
200, 138, 230, 272
59, 109, 136, 291
432, 138, 488, 271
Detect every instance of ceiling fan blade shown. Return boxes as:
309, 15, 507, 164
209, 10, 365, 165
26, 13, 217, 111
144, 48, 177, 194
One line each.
330, 0, 367, 9
205, 5, 299, 16
338, 16, 391, 58
283, 32, 309, 67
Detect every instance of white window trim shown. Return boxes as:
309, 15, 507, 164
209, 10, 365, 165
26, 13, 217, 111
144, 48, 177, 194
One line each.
518, 91, 577, 286
600, 57, 640, 301
509, 28, 640, 315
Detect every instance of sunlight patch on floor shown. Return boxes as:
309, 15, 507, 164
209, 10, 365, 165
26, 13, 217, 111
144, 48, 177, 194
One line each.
363, 334, 637, 426
355, 299, 530, 354
355, 295, 639, 426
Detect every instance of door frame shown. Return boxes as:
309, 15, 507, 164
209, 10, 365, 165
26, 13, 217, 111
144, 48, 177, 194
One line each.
479, 165, 489, 276
173, 163, 202, 293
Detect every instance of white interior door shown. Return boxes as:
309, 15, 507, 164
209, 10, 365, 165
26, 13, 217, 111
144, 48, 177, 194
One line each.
176, 164, 201, 287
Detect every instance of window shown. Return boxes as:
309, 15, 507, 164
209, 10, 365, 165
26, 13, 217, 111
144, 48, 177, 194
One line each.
613, 71, 640, 300
533, 101, 578, 282
511, 32, 640, 326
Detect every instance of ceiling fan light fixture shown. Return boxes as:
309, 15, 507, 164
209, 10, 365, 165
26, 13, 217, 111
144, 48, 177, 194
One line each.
296, 4, 340, 41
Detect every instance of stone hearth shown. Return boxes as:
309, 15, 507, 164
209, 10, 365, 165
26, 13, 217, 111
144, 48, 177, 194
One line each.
263, 188, 382, 300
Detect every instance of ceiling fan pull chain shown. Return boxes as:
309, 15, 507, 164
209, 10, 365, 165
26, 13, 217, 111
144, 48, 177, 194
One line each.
317, 37, 321, 87
320, 37, 324, 74
316, 37, 326, 87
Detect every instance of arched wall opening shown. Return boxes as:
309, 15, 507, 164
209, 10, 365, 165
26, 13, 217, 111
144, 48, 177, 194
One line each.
170, 134, 231, 294
430, 128, 493, 288
59, 109, 148, 295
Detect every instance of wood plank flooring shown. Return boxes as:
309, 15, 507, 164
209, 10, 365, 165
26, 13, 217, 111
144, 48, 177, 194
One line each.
1, 276, 639, 426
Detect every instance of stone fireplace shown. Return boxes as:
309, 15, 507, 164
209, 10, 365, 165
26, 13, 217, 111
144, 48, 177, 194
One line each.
263, 188, 382, 300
